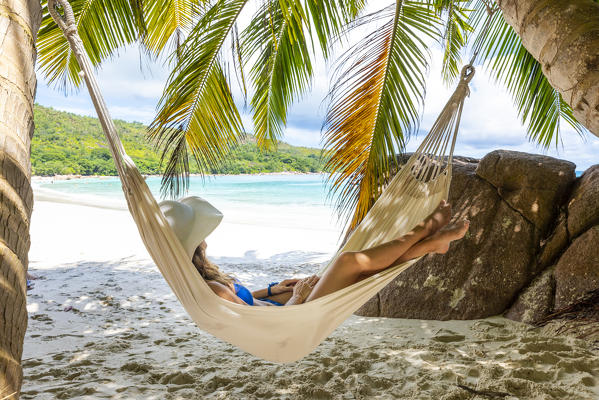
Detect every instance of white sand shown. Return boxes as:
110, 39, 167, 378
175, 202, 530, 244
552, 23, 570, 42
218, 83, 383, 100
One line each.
23, 193, 599, 399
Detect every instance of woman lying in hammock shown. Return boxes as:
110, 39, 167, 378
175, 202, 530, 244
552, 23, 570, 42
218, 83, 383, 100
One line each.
180, 199, 469, 307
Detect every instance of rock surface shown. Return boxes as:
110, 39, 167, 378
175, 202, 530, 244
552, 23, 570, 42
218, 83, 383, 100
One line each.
567, 165, 599, 239
537, 212, 569, 269
508, 165, 599, 322
554, 227, 599, 309
504, 267, 555, 324
475, 150, 576, 233
355, 151, 598, 322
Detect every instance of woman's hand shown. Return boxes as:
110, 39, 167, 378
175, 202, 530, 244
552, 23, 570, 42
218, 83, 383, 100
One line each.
271, 278, 299, 295
291, 275, 319, 303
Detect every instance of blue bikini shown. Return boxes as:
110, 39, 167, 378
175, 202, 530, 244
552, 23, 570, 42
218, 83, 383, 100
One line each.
233, 282, 283, 306
233, 283, 254, 305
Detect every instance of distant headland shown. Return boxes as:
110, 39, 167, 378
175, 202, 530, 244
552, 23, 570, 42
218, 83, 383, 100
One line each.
32, 105, 325, 177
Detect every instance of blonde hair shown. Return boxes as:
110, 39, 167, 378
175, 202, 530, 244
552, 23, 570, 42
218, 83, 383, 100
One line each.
192, 246, 234, 288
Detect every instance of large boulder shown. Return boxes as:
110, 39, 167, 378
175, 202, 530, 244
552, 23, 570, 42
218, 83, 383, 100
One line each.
554, 226, 599, 309
507, 167, 599, 323
475, 150, 576, 233
355, 151, 597, 322
356, 159, 542, 320
567, 165, 599, 239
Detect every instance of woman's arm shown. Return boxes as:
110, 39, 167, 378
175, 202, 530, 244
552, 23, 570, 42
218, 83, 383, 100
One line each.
207, 277, 318, 306
207, 281, 248, 305
251, 288, 269, 299
251, 279, 299, 298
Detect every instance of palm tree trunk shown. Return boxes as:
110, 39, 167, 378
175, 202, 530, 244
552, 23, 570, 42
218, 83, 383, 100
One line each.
0, 0, 41, 397
497, 0, 599, 137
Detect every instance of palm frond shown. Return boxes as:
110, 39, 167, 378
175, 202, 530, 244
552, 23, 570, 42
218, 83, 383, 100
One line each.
149, 0, 248, 197
323, 2, 438, 230
242, 0, 312, 148
468, 0, 586, 147
37, 0, 142, 91
305, 0, 367, 58
276, 0, 307, 32
432, 0, 472, 84
141, 0, 198, 57
231, 23, 247, 102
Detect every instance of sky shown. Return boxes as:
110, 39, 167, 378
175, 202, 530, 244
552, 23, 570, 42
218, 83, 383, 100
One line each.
35, 6, 599, 171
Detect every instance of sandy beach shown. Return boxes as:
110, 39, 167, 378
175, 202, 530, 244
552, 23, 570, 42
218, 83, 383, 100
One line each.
22, 185, 599, 399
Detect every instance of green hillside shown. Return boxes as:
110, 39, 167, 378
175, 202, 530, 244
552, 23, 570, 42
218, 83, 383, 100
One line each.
32, 105, 325, 176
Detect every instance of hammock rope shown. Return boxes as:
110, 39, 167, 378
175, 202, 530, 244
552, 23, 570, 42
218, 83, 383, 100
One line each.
48, 0, 476, 362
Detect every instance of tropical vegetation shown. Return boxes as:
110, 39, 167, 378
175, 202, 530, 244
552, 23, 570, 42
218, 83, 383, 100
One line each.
35, 0, 596, 231
32, 105, 324, 176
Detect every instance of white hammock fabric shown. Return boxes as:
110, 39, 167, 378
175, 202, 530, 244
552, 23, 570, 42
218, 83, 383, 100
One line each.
49, 0, 473, 362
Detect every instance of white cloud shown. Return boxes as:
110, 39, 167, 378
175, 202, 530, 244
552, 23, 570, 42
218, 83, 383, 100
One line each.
36, 46, 166, 124
283, 125, 323, 148
108, 106, 158, 124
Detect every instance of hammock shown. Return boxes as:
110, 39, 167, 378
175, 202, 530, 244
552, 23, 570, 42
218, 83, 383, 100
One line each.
48, 0, 474, 362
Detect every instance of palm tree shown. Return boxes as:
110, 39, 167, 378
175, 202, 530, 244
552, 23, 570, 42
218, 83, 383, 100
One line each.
0, 0, 41, 397
1, 0, 598, 395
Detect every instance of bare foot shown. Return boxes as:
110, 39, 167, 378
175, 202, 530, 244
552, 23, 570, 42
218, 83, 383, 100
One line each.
424, 219, 469, 254
419, 200, 452, 237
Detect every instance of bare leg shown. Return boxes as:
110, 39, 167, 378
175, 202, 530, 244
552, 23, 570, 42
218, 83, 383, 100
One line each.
306, 219, 469, 302
304, 201, 454, 302
394, 221, 469, 264
352, 199, 452, 272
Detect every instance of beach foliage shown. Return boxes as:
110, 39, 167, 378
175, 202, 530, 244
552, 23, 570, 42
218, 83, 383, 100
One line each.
242, 0, 313, 149
32, 105, 324, 176
149, 0, 249, 196
141, 0, 198, 57
37, 0, 144, 91
322, 2, 436, 228
36, 0, 590, 229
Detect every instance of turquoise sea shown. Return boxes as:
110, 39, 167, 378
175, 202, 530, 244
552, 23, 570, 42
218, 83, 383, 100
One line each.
39, 169, 586, 204
37, 169, 587, 215
38, 174, 334, 207
35, 174, 346, 235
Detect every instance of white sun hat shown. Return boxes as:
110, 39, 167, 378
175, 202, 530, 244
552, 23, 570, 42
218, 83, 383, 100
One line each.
158, 196, 223, 258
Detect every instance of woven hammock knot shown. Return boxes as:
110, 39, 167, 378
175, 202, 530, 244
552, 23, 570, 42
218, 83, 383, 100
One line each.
64, 26, 78, 37
460, 64, 475, 84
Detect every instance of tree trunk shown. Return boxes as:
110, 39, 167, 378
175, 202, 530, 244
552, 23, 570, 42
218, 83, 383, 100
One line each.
497, 0, 599, 137
0, 0, 41, 397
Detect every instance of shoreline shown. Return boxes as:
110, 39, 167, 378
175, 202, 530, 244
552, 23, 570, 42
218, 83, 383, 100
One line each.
31, 168, 587, 184
32, 170, 326, 183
